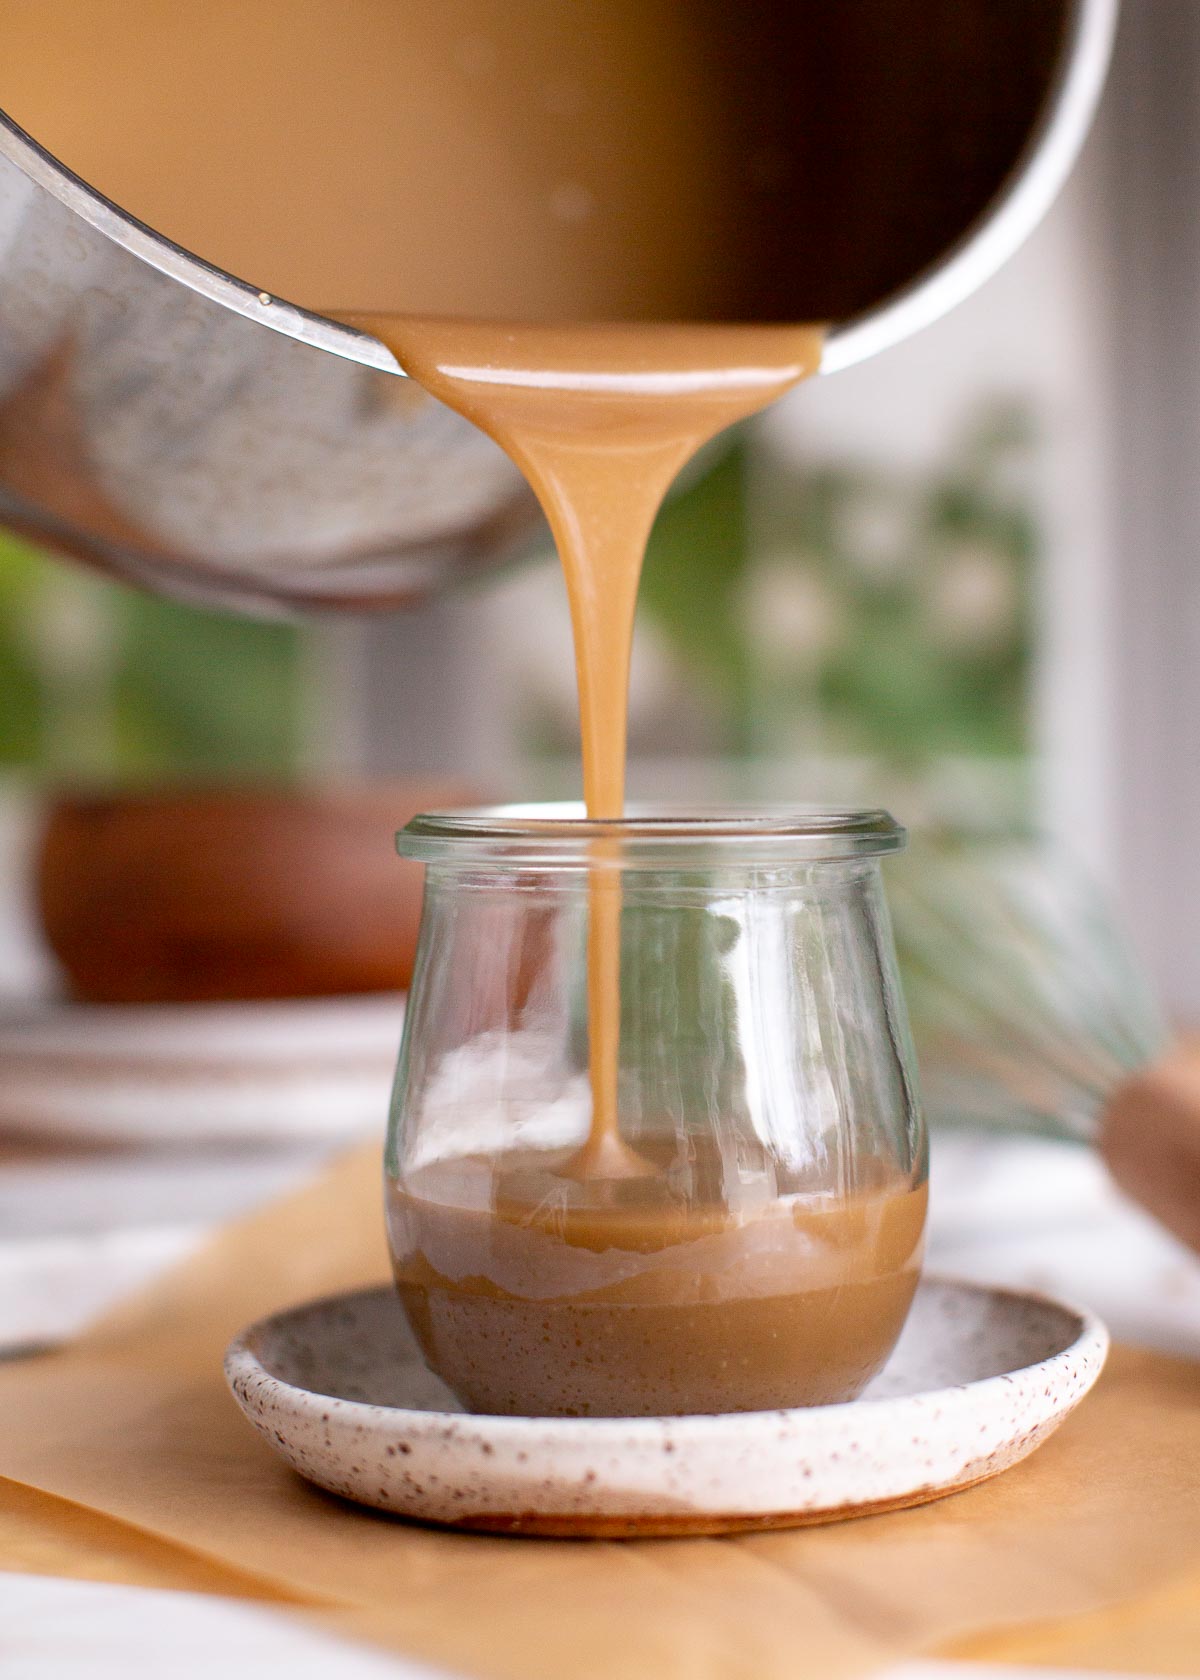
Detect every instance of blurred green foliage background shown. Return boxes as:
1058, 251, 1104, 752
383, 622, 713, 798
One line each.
0, 399, 1035, 789
624, 398, 1033, 775
0, 532, 304, 782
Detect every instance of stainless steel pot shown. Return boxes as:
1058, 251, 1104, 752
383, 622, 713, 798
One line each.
0, 0, 1115, 614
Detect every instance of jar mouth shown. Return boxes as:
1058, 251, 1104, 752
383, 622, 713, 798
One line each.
398, 802, 905, 867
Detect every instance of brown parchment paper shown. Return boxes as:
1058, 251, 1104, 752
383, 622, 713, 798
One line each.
1, 1143, 1200, 1680
952, 1560, 1200, 1676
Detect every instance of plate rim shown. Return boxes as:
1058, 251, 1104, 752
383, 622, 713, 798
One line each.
225, 1272, 1110, 1440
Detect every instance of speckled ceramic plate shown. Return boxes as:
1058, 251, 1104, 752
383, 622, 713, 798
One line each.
225, 1276, 1107, 1537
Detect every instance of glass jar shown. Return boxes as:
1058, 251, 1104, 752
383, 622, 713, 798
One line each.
386, 805, 926, 1418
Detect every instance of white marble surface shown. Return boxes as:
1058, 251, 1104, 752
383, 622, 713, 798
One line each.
0, 1140, 336, 1352
0, 1575, 446, 1679
927, 1132, 1200, 1362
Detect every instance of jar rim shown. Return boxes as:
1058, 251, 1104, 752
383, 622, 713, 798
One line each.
398, 802, 905, 866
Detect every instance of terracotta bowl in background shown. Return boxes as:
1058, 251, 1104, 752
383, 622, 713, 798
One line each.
36, 782, 472, 1004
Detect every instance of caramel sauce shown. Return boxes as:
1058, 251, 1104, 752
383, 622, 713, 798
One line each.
388, 1148, 927, 1416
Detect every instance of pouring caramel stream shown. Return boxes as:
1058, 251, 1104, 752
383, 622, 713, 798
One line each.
340, 316, 823, 1168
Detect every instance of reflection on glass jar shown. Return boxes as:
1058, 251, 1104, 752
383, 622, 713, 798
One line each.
386, 806, 927, 1418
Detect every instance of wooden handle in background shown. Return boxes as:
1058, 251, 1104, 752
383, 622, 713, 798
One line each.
1101, 1047, 1200, 1256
